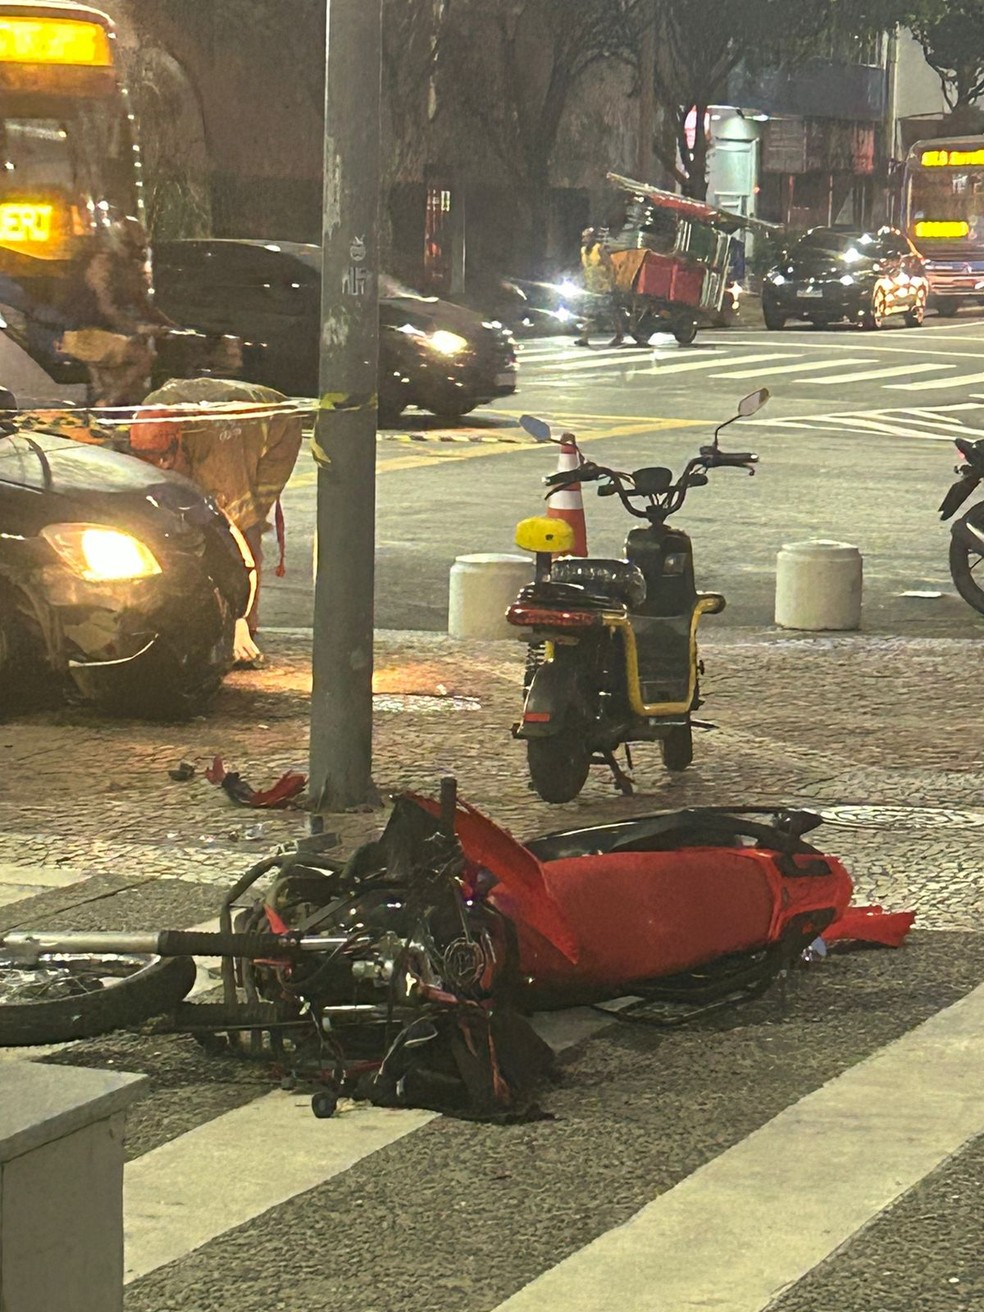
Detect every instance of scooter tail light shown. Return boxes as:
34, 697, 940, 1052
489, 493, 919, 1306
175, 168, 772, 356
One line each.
506, 604, 600, 629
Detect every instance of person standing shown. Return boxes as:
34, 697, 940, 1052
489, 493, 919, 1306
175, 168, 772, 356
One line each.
129, 377, 303, 664
574, 227, 627, 348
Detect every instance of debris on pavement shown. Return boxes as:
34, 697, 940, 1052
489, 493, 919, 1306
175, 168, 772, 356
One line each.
168, 760, 197, 782
204, 756, 307, 808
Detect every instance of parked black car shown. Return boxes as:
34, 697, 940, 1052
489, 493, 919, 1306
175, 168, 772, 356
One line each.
762, 227, 929, 330
151, 240, 519, 422
0, 423, 254, 718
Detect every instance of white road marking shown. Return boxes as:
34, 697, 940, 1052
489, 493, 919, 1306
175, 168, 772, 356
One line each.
517, 345, 630, 367
490, 980, 984, 1312
754, 403, 984, 442
122, 1000, 631, 1283
890, 371, 984, 391
531, 348, 723, 375
123, 1097, 439, 1284
0, 864, 86, 907
712, 356, 875, 380
635, 351, 798, 377
812, 362, 953, 384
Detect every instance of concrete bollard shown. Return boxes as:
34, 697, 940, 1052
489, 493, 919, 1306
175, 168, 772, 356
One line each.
448, 553, 532, 640
775, 539, 863, 631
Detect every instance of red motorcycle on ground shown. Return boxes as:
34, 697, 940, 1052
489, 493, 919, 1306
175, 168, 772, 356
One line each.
0, 782, 911, 1120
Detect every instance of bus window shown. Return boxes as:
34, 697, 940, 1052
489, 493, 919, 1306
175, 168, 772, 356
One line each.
2, 118, 73, 191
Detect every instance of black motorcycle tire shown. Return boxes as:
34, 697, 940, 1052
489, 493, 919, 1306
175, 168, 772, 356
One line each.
527, 726, 592, 804
0, 953, 197, 1046
672, 315, 699, 346
661, 723, 694, 772
949, 529, 984, 616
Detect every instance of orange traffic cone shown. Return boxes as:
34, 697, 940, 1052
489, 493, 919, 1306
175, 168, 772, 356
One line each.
546, 433, 588, 557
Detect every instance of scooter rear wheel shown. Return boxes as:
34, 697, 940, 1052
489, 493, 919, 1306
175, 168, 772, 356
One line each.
527, 727, 592, 804
661, 723, 693, 772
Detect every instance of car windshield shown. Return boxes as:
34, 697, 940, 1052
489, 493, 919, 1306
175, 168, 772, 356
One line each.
795, 230, 881, 257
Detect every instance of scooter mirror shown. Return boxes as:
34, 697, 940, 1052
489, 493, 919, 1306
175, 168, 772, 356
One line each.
738, 387, 770, 418
520, 414, 552, 442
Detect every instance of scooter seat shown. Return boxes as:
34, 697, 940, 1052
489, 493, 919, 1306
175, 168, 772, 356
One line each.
551, 557, 646, 608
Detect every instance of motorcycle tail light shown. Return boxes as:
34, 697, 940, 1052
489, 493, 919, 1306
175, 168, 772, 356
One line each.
506, 604, 600, 629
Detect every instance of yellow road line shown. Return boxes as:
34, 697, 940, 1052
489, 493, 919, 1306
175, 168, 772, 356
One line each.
286, 416, 702, 489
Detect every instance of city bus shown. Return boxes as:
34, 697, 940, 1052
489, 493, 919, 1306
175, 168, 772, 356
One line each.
902, 136, 984, 316
0, 1, 141, 404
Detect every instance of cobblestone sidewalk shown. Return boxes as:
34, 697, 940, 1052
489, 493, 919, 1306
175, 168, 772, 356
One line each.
1, 627, 981, 929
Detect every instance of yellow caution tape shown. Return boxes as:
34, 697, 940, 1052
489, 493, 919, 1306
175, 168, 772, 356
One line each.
311, 391, 378, 465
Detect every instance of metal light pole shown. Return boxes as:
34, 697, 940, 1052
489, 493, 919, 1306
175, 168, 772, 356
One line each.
309, 0, 382, 815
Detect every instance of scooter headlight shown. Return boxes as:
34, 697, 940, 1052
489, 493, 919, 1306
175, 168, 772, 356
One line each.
41, 524, 162, 582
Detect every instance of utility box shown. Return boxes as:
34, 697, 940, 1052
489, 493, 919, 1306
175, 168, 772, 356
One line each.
0, 1063, 147, 1312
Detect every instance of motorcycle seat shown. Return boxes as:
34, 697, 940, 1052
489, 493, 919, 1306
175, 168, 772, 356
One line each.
550, 557, 646, 608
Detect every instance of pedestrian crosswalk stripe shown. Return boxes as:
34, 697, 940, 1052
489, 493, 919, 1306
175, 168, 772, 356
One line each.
489, 980, 984, 1312
516, 345, 629, 366
530, 347, 711, 375
890, 370, 984, 391
812, 362, 951, 384
712, 356, 876, 380
122, 998, 633, 1283
754, 402, 984, 442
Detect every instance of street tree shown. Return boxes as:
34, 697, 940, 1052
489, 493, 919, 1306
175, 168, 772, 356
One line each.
439, 0, 640, 273
909, 0, 984, 119
644, 0, 939, 199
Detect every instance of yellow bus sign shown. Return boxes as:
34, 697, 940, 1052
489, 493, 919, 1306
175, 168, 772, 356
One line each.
0, 17, 112, 67
920, 148, 984, 168
0, 202, 54, 244
914, 220, 971, 239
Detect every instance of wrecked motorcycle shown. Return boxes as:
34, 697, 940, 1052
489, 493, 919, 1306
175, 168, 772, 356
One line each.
940, 435, 984, 616
0, 783, 911, 1121
507, 391, 768, 804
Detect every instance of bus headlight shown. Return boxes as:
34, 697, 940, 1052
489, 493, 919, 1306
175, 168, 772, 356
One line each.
41, 524, 162, 582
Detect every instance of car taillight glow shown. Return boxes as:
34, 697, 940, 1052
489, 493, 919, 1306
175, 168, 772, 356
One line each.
507, 604, 599, 629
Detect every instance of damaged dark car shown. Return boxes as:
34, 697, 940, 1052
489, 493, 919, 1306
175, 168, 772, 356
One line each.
0, 420, 254, 719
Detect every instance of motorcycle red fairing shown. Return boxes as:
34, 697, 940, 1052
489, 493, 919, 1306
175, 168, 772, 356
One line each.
412, 795, 865, 1001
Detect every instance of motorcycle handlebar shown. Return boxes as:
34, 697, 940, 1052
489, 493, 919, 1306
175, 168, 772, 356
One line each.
712, 451, 757, 467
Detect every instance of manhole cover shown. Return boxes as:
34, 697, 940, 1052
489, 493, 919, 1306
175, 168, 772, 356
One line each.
817, 805, 984, 832
372, 694, 481, 713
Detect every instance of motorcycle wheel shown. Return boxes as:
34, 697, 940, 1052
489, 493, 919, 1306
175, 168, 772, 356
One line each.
0, 951, 196, 1046
661, 723, 694, 772
527, 726, 591, 804
949, 530, 984, 615
672, 315, 699, 346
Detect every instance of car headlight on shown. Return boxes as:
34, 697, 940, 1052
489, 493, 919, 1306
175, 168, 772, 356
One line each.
428, 330, 469, 356
840, 274, 855, 286
769, 273, 786, 285
41, 524, 162, 582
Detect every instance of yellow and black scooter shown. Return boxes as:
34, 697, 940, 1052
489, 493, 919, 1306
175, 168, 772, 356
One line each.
506, 391, 768, 803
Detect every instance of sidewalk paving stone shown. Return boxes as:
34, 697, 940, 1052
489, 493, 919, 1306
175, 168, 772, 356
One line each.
0, 627, 980, 929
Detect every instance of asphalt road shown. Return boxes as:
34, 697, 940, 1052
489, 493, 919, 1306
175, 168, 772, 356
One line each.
267, 311, 984, 636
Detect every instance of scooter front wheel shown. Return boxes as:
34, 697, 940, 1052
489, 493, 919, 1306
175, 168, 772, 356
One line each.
661, 723, 693, 772
949, 529, 984, 616
527, 727, 592, 804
